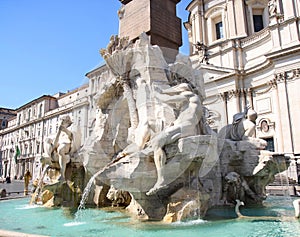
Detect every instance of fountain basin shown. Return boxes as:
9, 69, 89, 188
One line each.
0, 196, 299, 237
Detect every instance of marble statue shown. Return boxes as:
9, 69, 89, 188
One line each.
41, 115, 82, 181
231, 107, 257, 141
55, 115, 74, 181
106, 185, 132, 207
235, 199, 245, 217
194, 41, 209, 64
146, 83, 202, 195
268, 0, 278, 17
218, 106, 259, 142
222, 172, 260, 204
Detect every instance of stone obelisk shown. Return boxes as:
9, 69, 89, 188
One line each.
118, 0, 182, 62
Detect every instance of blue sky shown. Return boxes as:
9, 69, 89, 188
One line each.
0, 0, 191, 109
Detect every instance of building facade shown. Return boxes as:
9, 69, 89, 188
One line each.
0, 85, 90, 180
0, 108, 16, 176
185, 0, 300, 181
1, 0, 299, 185
0, 108, 16, 131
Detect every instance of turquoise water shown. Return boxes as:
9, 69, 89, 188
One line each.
0, 196, 300, 237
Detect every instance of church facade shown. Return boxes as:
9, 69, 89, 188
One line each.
185, 0, 300, 182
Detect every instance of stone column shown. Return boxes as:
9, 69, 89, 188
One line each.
270, 79, 283, 153
233, 0, 247, 37
275, 73, 294, 154
247, 5, 254, 34
191, 14, 197, 51
226, 0, 235, 38
282, 0, 297, 19
220, 92, 229, 124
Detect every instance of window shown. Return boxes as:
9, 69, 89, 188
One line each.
265, 137, 275, 152
205, 7, 226, 44
215, 21, 224, 39
39, 104, 43, 118
36, 143, 40, 154
253, 15, 263, 32
28, 109, 31, 121
29, 143, 32, 155
250, 7, 266, 33
18, 114, 21, 125
1, 119, 7, 128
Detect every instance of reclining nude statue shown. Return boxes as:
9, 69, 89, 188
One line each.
219, 106, 259, 142
146, 82, 202, 195
231, 108, 257, 141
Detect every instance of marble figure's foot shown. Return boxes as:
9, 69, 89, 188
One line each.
146, 183, 168, 196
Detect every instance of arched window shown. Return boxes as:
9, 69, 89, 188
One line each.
205, 6, 227, 44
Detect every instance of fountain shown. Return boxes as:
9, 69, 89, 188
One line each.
29, 32, 289, 224
0, 1, 298, 236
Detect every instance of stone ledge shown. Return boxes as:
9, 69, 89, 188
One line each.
0, 230, 49, 237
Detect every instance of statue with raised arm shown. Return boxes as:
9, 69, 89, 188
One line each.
146, 83, 202, 195
55, 115, 73, 181
268, 0, 278, 17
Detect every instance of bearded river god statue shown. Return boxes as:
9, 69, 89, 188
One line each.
31, 33, 290, 222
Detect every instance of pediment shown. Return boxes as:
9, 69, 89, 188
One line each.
245, 0, 268, 7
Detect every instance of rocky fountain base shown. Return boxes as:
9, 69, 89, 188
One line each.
31, 33, 290, 222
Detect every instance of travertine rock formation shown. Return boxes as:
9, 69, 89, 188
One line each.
31, 33, 289, 222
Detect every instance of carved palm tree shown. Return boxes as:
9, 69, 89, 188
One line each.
118, 76, 138, 130
100, 37, 138, 138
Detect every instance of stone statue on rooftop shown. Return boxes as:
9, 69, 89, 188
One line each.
268, 0, 278, 17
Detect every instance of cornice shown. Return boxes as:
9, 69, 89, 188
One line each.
240, 28, 271, 48
16, 95, 57, 112
266, 44, 300, 60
